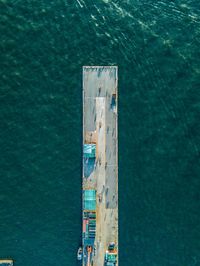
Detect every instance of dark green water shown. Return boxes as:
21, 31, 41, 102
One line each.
0, 0, 200, 265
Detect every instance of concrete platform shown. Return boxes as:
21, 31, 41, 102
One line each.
82, 66, 118, 266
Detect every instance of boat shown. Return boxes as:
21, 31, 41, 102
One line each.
77, 247, 83, 261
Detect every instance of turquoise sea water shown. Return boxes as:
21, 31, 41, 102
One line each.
0, 1, 200, 265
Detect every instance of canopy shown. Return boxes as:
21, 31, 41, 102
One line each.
83, 190, 96, 210
83, 144, 96, 158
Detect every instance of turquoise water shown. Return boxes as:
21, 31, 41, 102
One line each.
0, 1, 200, 265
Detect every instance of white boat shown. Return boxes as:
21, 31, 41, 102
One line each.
77, 247, 83, 261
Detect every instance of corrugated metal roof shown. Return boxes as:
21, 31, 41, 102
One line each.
83, 190, 96, 210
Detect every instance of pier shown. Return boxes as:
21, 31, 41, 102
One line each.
82, 66, 118, 266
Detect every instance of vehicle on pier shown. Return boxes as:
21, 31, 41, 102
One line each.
104, 243, 117, 266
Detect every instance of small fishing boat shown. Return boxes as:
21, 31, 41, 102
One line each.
77, 247, 83, 261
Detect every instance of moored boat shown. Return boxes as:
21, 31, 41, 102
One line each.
77, 247, 83, 261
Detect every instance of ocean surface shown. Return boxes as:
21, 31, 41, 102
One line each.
0, 1, 200, 265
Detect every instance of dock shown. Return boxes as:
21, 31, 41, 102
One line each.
82, 66, 118, 266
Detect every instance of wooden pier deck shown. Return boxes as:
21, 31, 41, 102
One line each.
82, 66, 118, 266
